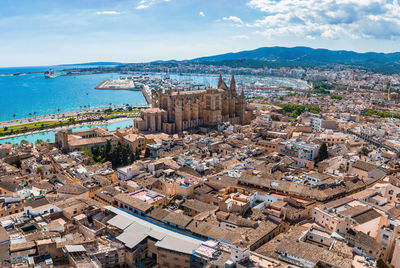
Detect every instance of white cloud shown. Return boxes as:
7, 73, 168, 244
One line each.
246, 0, 400, 40
232, 35, 249, 39
95, 11, 120, 15
199, 11, 205, 17
136, 0, 171, 10
222, 16, 243, 25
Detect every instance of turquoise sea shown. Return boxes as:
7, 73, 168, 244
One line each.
0, 66, 309, 144
0, 119, 133, 145
0, 71, 146, 122
0, 66, 309, 122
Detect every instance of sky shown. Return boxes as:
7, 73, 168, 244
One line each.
1, 0, 400, 67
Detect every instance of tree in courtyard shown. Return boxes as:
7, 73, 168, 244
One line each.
361, 146, 369, 156
121, 145, 130, 166
105, 139, 112, 159
135, 148, 141, 160
37, 167, 44, 179
317, 143, 329, 162
129, 150, 136, 163
270, 114, 280, 121
145, 147, 151, 158
11, 159, 21, 169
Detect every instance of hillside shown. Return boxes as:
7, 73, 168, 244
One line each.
191, 46, 400, 73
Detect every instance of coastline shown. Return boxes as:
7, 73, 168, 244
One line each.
0, 71, 308, 136
0, 117, 136, 141
0, 105, 149, 128
0, 71, 41, 77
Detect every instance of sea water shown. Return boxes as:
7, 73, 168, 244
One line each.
0, 66, 309, 122
0, 71, 146, 121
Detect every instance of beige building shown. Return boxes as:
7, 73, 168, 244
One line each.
320, 133, 346, 146
135, 75, 253, 134
121, 133, 146, 152
55, 127, 117, 152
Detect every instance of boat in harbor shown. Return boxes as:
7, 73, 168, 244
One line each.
44, 69, 56, 79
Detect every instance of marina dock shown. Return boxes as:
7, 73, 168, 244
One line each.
95, 77, 152, 105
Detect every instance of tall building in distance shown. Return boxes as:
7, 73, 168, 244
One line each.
134, 74, 253, 133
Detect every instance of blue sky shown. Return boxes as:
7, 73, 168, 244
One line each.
1, 0, 400, 67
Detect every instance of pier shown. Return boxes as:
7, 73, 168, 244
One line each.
95, 78, 139, 90
95, 78, 152, 105
141, 85, 152, 105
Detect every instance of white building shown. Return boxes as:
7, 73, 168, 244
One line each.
117, 164, 142, 180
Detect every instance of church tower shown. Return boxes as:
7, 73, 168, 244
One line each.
229, 74, 236, 93
218, 74, 223, 88
217, 74, 228, 90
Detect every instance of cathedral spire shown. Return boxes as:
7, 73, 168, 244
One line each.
218, 73, 223, 89
241, 87, 245, 99
217, 73, 228, 90
230, 74, 236, 92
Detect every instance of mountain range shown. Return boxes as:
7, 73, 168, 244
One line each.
190, 46, 400, 74
58, 46, 400, 74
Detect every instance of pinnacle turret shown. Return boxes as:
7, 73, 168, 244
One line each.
218, 73, 223, 88
230, 74, 236, 92
217, 73, 228, 90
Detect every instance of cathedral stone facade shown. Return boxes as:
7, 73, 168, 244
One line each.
134, 75, 253, 134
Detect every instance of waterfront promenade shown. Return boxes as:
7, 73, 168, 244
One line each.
0, 105, 149, 128
0, 117, 133, 141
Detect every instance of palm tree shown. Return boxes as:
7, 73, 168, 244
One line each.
12, 114, 16, 120
29, 113, 32, 117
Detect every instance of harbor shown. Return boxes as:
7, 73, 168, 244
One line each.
95, 76, 153, 104
94, 74, 311, 105
0, 72, 147, 122
0, 69, 311, 145
95, 76, 139, 90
